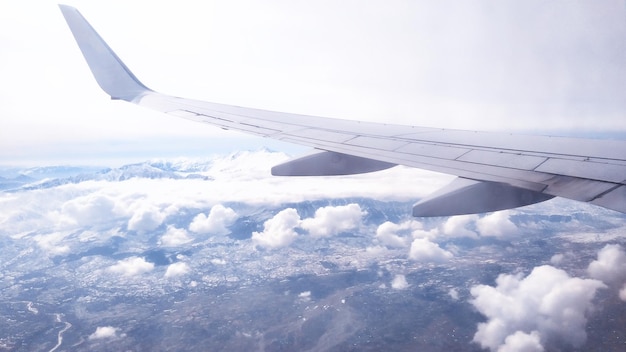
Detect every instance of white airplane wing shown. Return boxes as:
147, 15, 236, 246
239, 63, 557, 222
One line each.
59, 5, 626, 216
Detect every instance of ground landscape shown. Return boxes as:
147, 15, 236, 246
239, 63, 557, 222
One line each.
1, 150, 625, 351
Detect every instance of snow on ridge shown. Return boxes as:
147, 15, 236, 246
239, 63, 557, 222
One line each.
7, 149, 292, 191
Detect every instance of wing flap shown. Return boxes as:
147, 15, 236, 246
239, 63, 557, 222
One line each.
591, 185, 626, 213
535, 159, 626, 184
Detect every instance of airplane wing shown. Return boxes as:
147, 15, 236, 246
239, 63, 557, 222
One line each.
58, 5, 626, 217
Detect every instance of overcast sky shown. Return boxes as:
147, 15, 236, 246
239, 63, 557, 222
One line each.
1, 0, 626, 165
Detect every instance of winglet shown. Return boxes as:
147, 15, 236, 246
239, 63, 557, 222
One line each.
58, 5, 152, 101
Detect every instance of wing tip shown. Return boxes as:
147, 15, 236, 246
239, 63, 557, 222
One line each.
59, 4, 152, 101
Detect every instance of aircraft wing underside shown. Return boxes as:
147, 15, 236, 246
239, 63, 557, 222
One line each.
59, 5, 626, 216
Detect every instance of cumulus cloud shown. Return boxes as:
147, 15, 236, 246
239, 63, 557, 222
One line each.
470, 265, 606, 351
448, 288, 460, 300
127, 205, 164, 232
189, 204, 238, 235
62, 194, 118, 227
164, 262, 190, 278
108, 257, 154, 277
620, 284, 626, 302
33, 232, 70, 255
440, 215, 478, 238
89, 326, 119, 340
300, 204, 365, 238
251, 208, 301, 249
375, 220, 422, 248
391, 274, 409, 290
408, 238, 453, 263
210, 258, 226, 265
160, 226, 193, 247
550, 254, 564, 265
587, 244, 626, 285
499, 331, 544, 352
476, 211, 519, 238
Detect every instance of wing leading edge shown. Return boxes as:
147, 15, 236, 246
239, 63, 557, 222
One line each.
58, 5, 626, 216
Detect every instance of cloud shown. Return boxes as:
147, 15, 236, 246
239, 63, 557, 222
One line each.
160, 226, 193, 247
189, 204, 238, 235
498, 331, 544, 352
440, 215, 478, 239
476, 211, 519, 238
408, 238, 453, 263
300, 204, 365, 238
108, 257, 154, 277
550, 254, 564, 265
33, 232, 70, 255
89, 326, 119, 340
391, 274, 409, 290
251, 208, 301, 249
620, 284, 626, 302
587, 244, 626, 285
375, 220, 422, 248
470, 265, 606, 351
448, 288, 460, 300
127, 205, 164, 232
164, 262, 190, 278
62, 194, 118, 227
210, 258, 226, 265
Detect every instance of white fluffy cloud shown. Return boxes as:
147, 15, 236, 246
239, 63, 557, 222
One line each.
89, 326, 119, 340
440, 215, 478, 238
476, 211, 519, 238
189, 204, 238, 235
408, 238, 453, 263
550, 253, 564, 265
108, 257, 154, 277
251, 208, 301, 249
33, 232, 71, 255
470, 265, 606, 351
160, 226, 193, 247
300, 204, 365, 238
448, 288, 460, 300
391, 274, 409, 290
587, 244, 626, 285
127, 205, 165, 232
62, 194, 119, 227
164, 262, 190, 278
498, 331, 544, 352
375, 220, 422, 248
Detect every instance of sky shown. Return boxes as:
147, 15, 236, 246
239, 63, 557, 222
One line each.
1, 0, 626, 166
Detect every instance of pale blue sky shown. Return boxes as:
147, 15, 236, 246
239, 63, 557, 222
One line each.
1, 0, 625, 165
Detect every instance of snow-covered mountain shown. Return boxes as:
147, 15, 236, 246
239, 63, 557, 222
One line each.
3, 149, 291, 191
